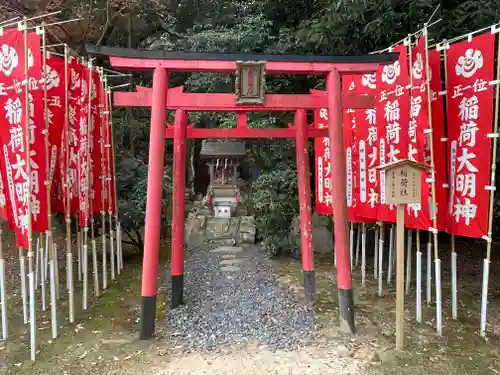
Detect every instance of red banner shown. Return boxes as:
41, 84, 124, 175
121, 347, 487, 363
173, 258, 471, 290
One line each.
91, 70, 103, 214
405, 37, 432, 230
356, 73, 378, 221
103, 90, 116, 216
314, 107, 331, 215
342, 75, 358, 222
28, 33, 49, 235
376, 44, 410, 223
429, 48, 448, 232
79, 67, 91, 226
62, 58, 82, 216
446, 32, 495, 238
45, 55, 66, 194
0, 30, 48, 247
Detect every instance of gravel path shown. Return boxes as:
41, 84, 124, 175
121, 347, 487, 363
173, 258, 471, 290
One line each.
164, 244, 319, 353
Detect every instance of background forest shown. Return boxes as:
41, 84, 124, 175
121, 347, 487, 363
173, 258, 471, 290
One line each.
3, 0, 500, 252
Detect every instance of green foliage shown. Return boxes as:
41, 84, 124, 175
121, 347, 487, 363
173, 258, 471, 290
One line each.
252, 166, 299, 256
115, 156, 172, 248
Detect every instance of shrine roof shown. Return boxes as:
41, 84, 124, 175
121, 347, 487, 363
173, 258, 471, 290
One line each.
200, 141, 246, 159
86, 45, 399, 69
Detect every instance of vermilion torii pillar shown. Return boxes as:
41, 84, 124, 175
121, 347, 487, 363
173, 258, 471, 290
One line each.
295, 109, 315, 304
327, 69, 355, 333
171, 109, 188, 308
140, 67, 168, 339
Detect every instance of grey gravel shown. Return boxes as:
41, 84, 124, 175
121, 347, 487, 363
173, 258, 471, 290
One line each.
164, 244, 319, 353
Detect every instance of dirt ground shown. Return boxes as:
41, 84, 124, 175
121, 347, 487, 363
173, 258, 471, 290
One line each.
1, 230, 500, 374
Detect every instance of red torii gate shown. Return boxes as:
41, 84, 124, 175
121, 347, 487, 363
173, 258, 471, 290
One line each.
87, 45, 397, 339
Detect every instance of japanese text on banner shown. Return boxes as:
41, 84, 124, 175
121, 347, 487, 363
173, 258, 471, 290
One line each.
376, 44, 410, 223
446, 32, 495, 238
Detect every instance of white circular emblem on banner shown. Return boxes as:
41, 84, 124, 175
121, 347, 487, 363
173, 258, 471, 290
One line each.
0, 44, 19, 77
456, 49, 483, 78
381, 61, 400, 85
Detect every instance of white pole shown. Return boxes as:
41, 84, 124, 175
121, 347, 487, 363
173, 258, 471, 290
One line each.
451, 249, 458, 320
77, 223, 82, 282
40, 241, 46, 311
102, 227, 108, 289
387, 225, 394, 285
92, 238, 99, 297
110, 228, 115, 280
355, 223, 361, 267
405, 229, 412, 294
480, 258, 490, 337
83, 231, 88, 310
28, 272, 36, 361
44, 234, 49, 282
349, 223, 354, 270
361, 223, 366, 287
35, 237, 39, 289
53, 243, 60, 300
0, 257, 7, 341
427, 241, 432, 305
67, 252, 74, 323
435, 258, 442, 336
49, 260, 57, 339
19, 248, 28, 324
374, 226, 379, 279
378, 223, 384, 296
416, 250, 422, 323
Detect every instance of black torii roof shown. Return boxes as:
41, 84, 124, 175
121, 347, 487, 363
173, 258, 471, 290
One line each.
85, 45, 398, 64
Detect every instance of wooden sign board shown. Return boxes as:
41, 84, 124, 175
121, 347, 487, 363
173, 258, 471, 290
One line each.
378, 159, 428, 205
235, 61, 266, 105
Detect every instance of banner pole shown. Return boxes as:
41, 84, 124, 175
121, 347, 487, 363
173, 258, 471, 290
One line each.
424, 23, 443, 336
481, 27, 500, 338
21, 17, 37, 362
63, 46, 75, 323
108, 88, 121, 274
41, 23, 57, 340
406, 229, 412, 294
438, 38, 459, 321
88, 66, 99, 298
101, 71, 108, 290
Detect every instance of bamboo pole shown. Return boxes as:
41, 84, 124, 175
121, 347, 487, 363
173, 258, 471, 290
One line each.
406, 229, 412, 295
19, 247, 27, 324
480, 29, 500, 338
41, 24, 58, 339
439, 38, 459, 321
424, 24, 443, 336
387, 224, 394, 285
101, 72, 108, 290
107, 88, 120, 276
21, 17, 37, 362
88, 67, 99, 298
64, 47, 75, 323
